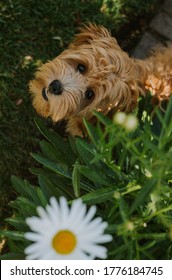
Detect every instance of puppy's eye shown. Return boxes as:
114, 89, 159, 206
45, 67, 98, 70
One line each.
85, 89, 95, 100
77, 64, 86, 73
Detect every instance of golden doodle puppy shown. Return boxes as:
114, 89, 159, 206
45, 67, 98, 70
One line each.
29, 24, 172, 136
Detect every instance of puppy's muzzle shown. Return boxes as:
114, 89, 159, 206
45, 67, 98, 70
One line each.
49, 79, 63, 95
42, 79, 63, 101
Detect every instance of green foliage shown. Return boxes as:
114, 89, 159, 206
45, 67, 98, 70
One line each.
101, 0, 157, 25
1, 97, 172, 260
0, 0, 160, 232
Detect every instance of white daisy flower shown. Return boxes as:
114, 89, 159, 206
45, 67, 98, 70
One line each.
24, 197, 112, 260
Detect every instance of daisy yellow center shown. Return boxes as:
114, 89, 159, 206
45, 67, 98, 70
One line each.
52, 230, 77, 254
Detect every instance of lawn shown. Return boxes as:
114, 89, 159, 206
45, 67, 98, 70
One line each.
0, 0, 160, 254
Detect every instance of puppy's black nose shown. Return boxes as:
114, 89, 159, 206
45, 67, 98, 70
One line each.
49, 80, 63, 95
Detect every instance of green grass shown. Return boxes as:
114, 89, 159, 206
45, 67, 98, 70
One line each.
0, 0, 160, 251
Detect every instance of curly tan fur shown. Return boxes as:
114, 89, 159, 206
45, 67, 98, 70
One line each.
29, 24, 172, 136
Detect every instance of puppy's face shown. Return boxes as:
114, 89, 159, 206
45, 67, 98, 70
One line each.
29, 24, 137, 123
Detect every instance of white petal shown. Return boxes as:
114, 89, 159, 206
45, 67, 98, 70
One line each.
82, 243, 108, 259
94, 234, 113, 243
38, 249, 58, 260
77, 217, 103, 233
69, 204, 97, 233
59, 196, 69, 222
25, 253, 39, 260
87, 218, 107, 230
25, 248, 43, 260
46, 204, 60, 226
25, 242, 48, 256
80, 231, 112, 244
85, 221, 108, 235
25, 217, 52, 233
68, 250, 92, 260
25, 232, 44, 242
77, 221, 108, 239
57, 248, 93, 260
37, 206, 50, 220
49, 197, 60, 212
46, 197, 61, 224
82, 205, 97, 224
69, 199, 83, 219
68, 199, 86, 225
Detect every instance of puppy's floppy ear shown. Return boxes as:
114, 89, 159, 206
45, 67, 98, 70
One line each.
70, 23, 112, 46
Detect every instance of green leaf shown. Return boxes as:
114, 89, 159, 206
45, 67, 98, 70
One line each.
31, 153, 71, 179
36, 188, 48, 206
130, 178, 157, 214
16, 197, 37, 217
122, 184, 141, 195
38, 174, 73, 198
136, 232, 168, 240
93, 111, 112, 126
38, 175, 55, 199
68, 135, 79, 155
0, 230, 25, 241
72, 160, 81, 198
76, 138, 96, 164
40, 140, 69, 166
35, 119, 75, 164
24, 180, 43, 205
39, 173, 72, 200
118, 196, 130, 221
81, 186, 115, 204
11, 176, 29, 197
0, 253, 24, 260
106, 224, 117, 234
158, 96, 172, 148
139, 240, 156, 251
162, 96, 172, 128
5, 218, 28, 231
109, 242, 132, 256
83, 119, 100, 145
11, 176, 41, 204
78, 165, 112, 187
